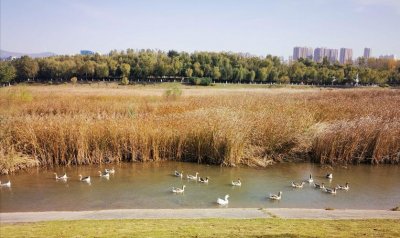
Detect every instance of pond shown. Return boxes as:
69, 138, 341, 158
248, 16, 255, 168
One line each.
1, 162, 399, 212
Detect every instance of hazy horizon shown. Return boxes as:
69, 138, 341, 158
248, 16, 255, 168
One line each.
1, 0, 399, 58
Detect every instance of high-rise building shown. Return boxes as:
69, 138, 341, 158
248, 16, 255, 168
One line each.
313, 47, 338, 63
293, 47, 313, 61
326, 49, 338, 63
313, 47, 326, 63
363, 48, 371, 59
339, 48, 353, 64
80, 50, 95, 55
379, 54, 396, 60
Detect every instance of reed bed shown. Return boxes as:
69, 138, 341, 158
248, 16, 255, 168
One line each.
0, 85, 399, 172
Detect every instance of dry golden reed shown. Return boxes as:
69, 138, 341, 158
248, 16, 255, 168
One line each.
0, 85, 399, 172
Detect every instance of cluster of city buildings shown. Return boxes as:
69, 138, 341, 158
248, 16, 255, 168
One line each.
291, 47, 396, 64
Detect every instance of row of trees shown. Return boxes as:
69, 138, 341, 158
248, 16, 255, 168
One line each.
1, 49, 400, 86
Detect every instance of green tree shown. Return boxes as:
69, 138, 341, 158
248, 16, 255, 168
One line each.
185, 68, 193, 77
96, 63, 109, 79
0, 62, 16, 85
211, 67, 221, 81
246, 70, 256, 83
15, 56, 39, 81
120, 63, 131, 78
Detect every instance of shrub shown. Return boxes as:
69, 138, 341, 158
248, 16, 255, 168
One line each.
70, 77, 78, 84
121, 77, 129, 85
164, 85, 182, 100
189, 77, 212, 86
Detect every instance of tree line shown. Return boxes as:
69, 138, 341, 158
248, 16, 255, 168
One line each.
1, 49, 400, 86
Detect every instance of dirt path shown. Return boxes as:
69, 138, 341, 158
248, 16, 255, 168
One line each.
1, 208, 399, 223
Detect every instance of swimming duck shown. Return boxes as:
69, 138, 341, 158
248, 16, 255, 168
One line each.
314, 182, 325, 190
217, 194, 229, 205
307, 174, 313, 183
336, 182, 350, 191
0, 181, 11, 187
79, 175, 91, 183
187, 172, 199, 180
325, 187, 337, 194
232, 178, 241, 186
198, 176, 209, 183
172, 185, 185, 193
269, 191, 282, 200
291, 181, 305, 188
54, 173, 68, 180
174, 170, 183, 178
105, 168, 115, 174
326, 173, 333, 179
98, 171, 110, 178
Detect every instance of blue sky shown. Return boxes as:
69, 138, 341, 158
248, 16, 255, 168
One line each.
1, 0, 399, 58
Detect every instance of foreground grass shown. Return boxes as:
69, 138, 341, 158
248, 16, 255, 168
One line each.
1, 219, 399, 238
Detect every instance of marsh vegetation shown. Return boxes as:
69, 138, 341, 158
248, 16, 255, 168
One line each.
0, 84, 399, 173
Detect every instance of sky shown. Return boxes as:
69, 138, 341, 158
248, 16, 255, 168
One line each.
1, 0, 399, 58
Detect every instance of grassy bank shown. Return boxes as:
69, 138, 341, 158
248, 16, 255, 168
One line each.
1, 219, 399, 237
0, 84, 399, 173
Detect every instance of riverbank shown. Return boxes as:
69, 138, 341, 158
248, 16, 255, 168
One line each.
1, 84, 399, 174
1, 208, 399, 223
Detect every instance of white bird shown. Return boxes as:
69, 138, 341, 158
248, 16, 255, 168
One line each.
79, 175, 91, 183
231, 178, 241, 186
174, 170, 183, 178
0, 181, 11, 187
198, 176, 209, 183
187, 172, 199, 180
98, 171, 110, 178
217, 194, 229, 205
336, 182, 350, 191
105, 168, 115, 174
326, 173, 333, 179
314, 182, 325, 190
54, 173, 68, 180
291, 181, 305, 188
172, 185, 185, 193
307, 174, 313, 183
325, 187, 337, 194
269, 191, 282, 200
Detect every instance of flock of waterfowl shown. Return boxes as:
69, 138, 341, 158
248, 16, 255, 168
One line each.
172, 171, 349, 205
0, 168, 116, 188
1, 169, 349, 207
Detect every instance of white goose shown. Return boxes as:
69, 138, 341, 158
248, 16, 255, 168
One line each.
291, 181, 305, 188
325, 187, 337, 194
54, 173, 68, 180
336, 182, 350, 191
198, 177, 209, 183
172, 185, 185, 193
98, 171, 110, 178
174, 170, 183, 178
307, 174, 313, 183
187, 172, 199, 180
326, 173, 333, 179
105, 168, 115, 174
269, 191, 282, 200
232, 178, 241, 186
217, 194, 229, 205
79, 175, 91, 183
0, 181, 11, 187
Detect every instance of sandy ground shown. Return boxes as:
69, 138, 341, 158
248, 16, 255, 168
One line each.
1, 208, 399, 223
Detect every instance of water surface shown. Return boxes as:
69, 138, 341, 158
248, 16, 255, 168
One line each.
1, 162, 399, 212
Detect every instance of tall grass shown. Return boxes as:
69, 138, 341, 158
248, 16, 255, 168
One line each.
0, 86, 399, 172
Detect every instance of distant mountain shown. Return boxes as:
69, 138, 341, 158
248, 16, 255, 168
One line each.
0, 50, 56, 59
